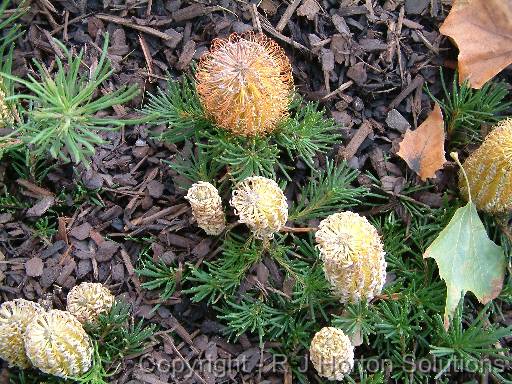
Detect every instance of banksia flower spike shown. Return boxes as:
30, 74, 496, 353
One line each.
24, 309, 93, 378
0, 84, 13, 128
0, 299, 44, 368
66, 282, 115, 324
185, 181, 226, 235
310, 327, 354, 380
196, 33, 294, 137
315, 211, 387, 303
231, 176, 288, 239
459, 118, 512, 212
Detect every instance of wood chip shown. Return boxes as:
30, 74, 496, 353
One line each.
26, 196, 55, 217
26, 258, 44, 277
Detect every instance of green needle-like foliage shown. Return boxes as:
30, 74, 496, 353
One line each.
332, 301, 376, 345
143, 77, 209, 143
201, 128, 282, 181
218, 297, 289, 345
289, 159, 366, 222
136, 253, 180, 309
274, 98, 342, 169
0, 0, 25, 59
185, 234, 263, 304
430, 301, 512, 381
84, 299, 156, 366
2, 34, 139, 165
164, 145, 224, 189
427, 69, 511, 147
142, 78, 346, 182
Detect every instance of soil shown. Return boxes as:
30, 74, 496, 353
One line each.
0, 1, 510, 383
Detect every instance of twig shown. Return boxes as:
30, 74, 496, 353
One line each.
276, 0, 301, 32
138, 34, 154, 81
129, 204, 189, 227
387, 74, 424, 111
250, 3, 262, 33
161, 334, 207, 384
260, 16, 311, 54
280, 225, 317, 233
95, 14, 176, 41
50, 13, 92, 35
321, 80, 353, 101
338, 120, 374, 160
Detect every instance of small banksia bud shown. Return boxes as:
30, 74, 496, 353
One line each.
66, 282, 115, 324
0, 85, 13, 128
310, 327, 354, 380
315, 211, 386, 303
0, 299, 44, 368
24, 309, 93, 378
459, 118, 512, 212
185, 181, 226, 235
231, 176, 288, 239
196, 33, 294, 137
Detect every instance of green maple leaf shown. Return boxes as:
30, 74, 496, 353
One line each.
424, 201, 506, 329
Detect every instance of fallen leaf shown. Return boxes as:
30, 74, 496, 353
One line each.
397, 103, 446, 181
424, 201, 506, 329
439, 0, 512, 89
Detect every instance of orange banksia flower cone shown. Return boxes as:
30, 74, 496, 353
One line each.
460, 118, 512, 212
196, 33, 294, 137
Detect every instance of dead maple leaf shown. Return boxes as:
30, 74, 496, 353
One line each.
397, 103, 447, 181
439, 0, 512, 89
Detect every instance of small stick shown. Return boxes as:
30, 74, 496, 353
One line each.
260, 16, 311, 53
138, 34, 154, 81
387, 74, 424, 111
281, 225, 317, 233
95, 14, 176, 41
250, 3, 262, 33
321, 80, 353, 101
276, 0, 301, 32
338, 120, 374, 160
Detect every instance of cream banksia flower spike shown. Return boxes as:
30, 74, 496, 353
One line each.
459, 118, 512, 212
0, 84, 13, 128
230, 176, 288, 239
66, 282, 115, 324
0, 299, 44, 368
315, 211, 387, 303
24, 309, 93, 378
309, 327, 354, 380
185, 181, 226, 235
196, 32, 294, 137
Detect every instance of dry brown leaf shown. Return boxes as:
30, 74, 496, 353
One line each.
439, 0, 512, 89
397, 103, 446, 181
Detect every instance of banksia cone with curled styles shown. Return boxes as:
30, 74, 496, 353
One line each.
0, 299, 44, 368
66, 282, 115, 324
231, 176, 288, 239
310, 327, 354, 380
0, 85, 13, 128
24, 310, 93, 378
196, 33, 294, 137
315, 212, 387, 303
459, 118, 512, 212
185, 181, 226, 235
